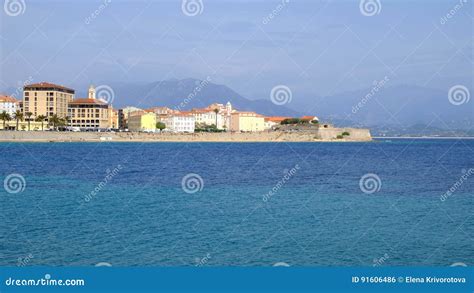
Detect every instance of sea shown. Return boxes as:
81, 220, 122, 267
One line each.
1, 138, 473, 266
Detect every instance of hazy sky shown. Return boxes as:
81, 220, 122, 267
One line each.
0, 0, 472, 101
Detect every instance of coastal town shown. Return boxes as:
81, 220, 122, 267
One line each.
0, 82, 371, 142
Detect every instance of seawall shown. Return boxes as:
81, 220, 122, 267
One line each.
0, 128, 372, 142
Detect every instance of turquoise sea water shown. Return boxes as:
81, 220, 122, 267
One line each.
0, 139, 473, 266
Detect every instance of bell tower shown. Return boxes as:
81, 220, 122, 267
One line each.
88, 85, 96, 100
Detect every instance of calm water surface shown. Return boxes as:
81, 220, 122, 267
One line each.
1, 139, 473, 266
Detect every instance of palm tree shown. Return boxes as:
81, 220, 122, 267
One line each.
0, 111, 11, 130
49, 114, 60, 130
25, 112, 33, 131
213, 108, 219, 128
13, 110, 23, 131
35, 115, 46, 131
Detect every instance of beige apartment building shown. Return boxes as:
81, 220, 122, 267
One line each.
23, 82, 75, 120
128, 112, 157, 132
230, 112, 265, 132
68, 86, 112, 129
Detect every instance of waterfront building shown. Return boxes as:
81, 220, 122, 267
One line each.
301, 116, 319, 123
145, 106, 178, 115
23, 82, 75, 121
121, 106, 143, 129
230, 112, 265, 132
199, 102, 233, 130
190, 108, 224, 129
0, 95, 18, 116
128, 112, 157, 132
109, 109, 119, 129
161, 113, 195, 133
264, 116, 291, 129
118, 109, 126, 129
68, 85, 112, 129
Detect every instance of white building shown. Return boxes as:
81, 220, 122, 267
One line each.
0, 95, 18, 116
191, 109, 225, 129
162, 113, 195, 133
196, 101, 234, 130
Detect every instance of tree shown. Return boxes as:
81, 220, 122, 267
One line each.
13, 110, 23, 131
156, 122, 166, 131
213, 108, 219, 128
49, 114, 61, 130
35, 115, 46, 131
281, 118, 303, 125
25, 112, 33, 131
0, 111, 11, 130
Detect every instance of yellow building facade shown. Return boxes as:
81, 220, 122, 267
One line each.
23, 82, 74, 121
68, 86, 112, 129
128, 112, 157, 132
230, 112, 265, 132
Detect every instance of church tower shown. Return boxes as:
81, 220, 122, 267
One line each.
88, 85, 96, 100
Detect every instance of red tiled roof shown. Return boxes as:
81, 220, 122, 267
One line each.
265, 116, 290, 122
0, 95, 17, 103
69, 98, 107, 105
190, 108, 215, 113
25, 82, 75, 92
301, 116, 317, 121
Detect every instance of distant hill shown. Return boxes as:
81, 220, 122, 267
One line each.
293, 85, 473, 129
2, 80, 472, 136
75, 78, 300, 117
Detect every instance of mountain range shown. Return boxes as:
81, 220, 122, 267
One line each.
2, 78, 473, 135
78, 78, 300, 117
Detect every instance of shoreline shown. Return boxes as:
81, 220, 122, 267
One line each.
373, 136, 474, 139
0, 130, 372, 143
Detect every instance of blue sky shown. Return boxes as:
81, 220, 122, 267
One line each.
0, 0, 472, 102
